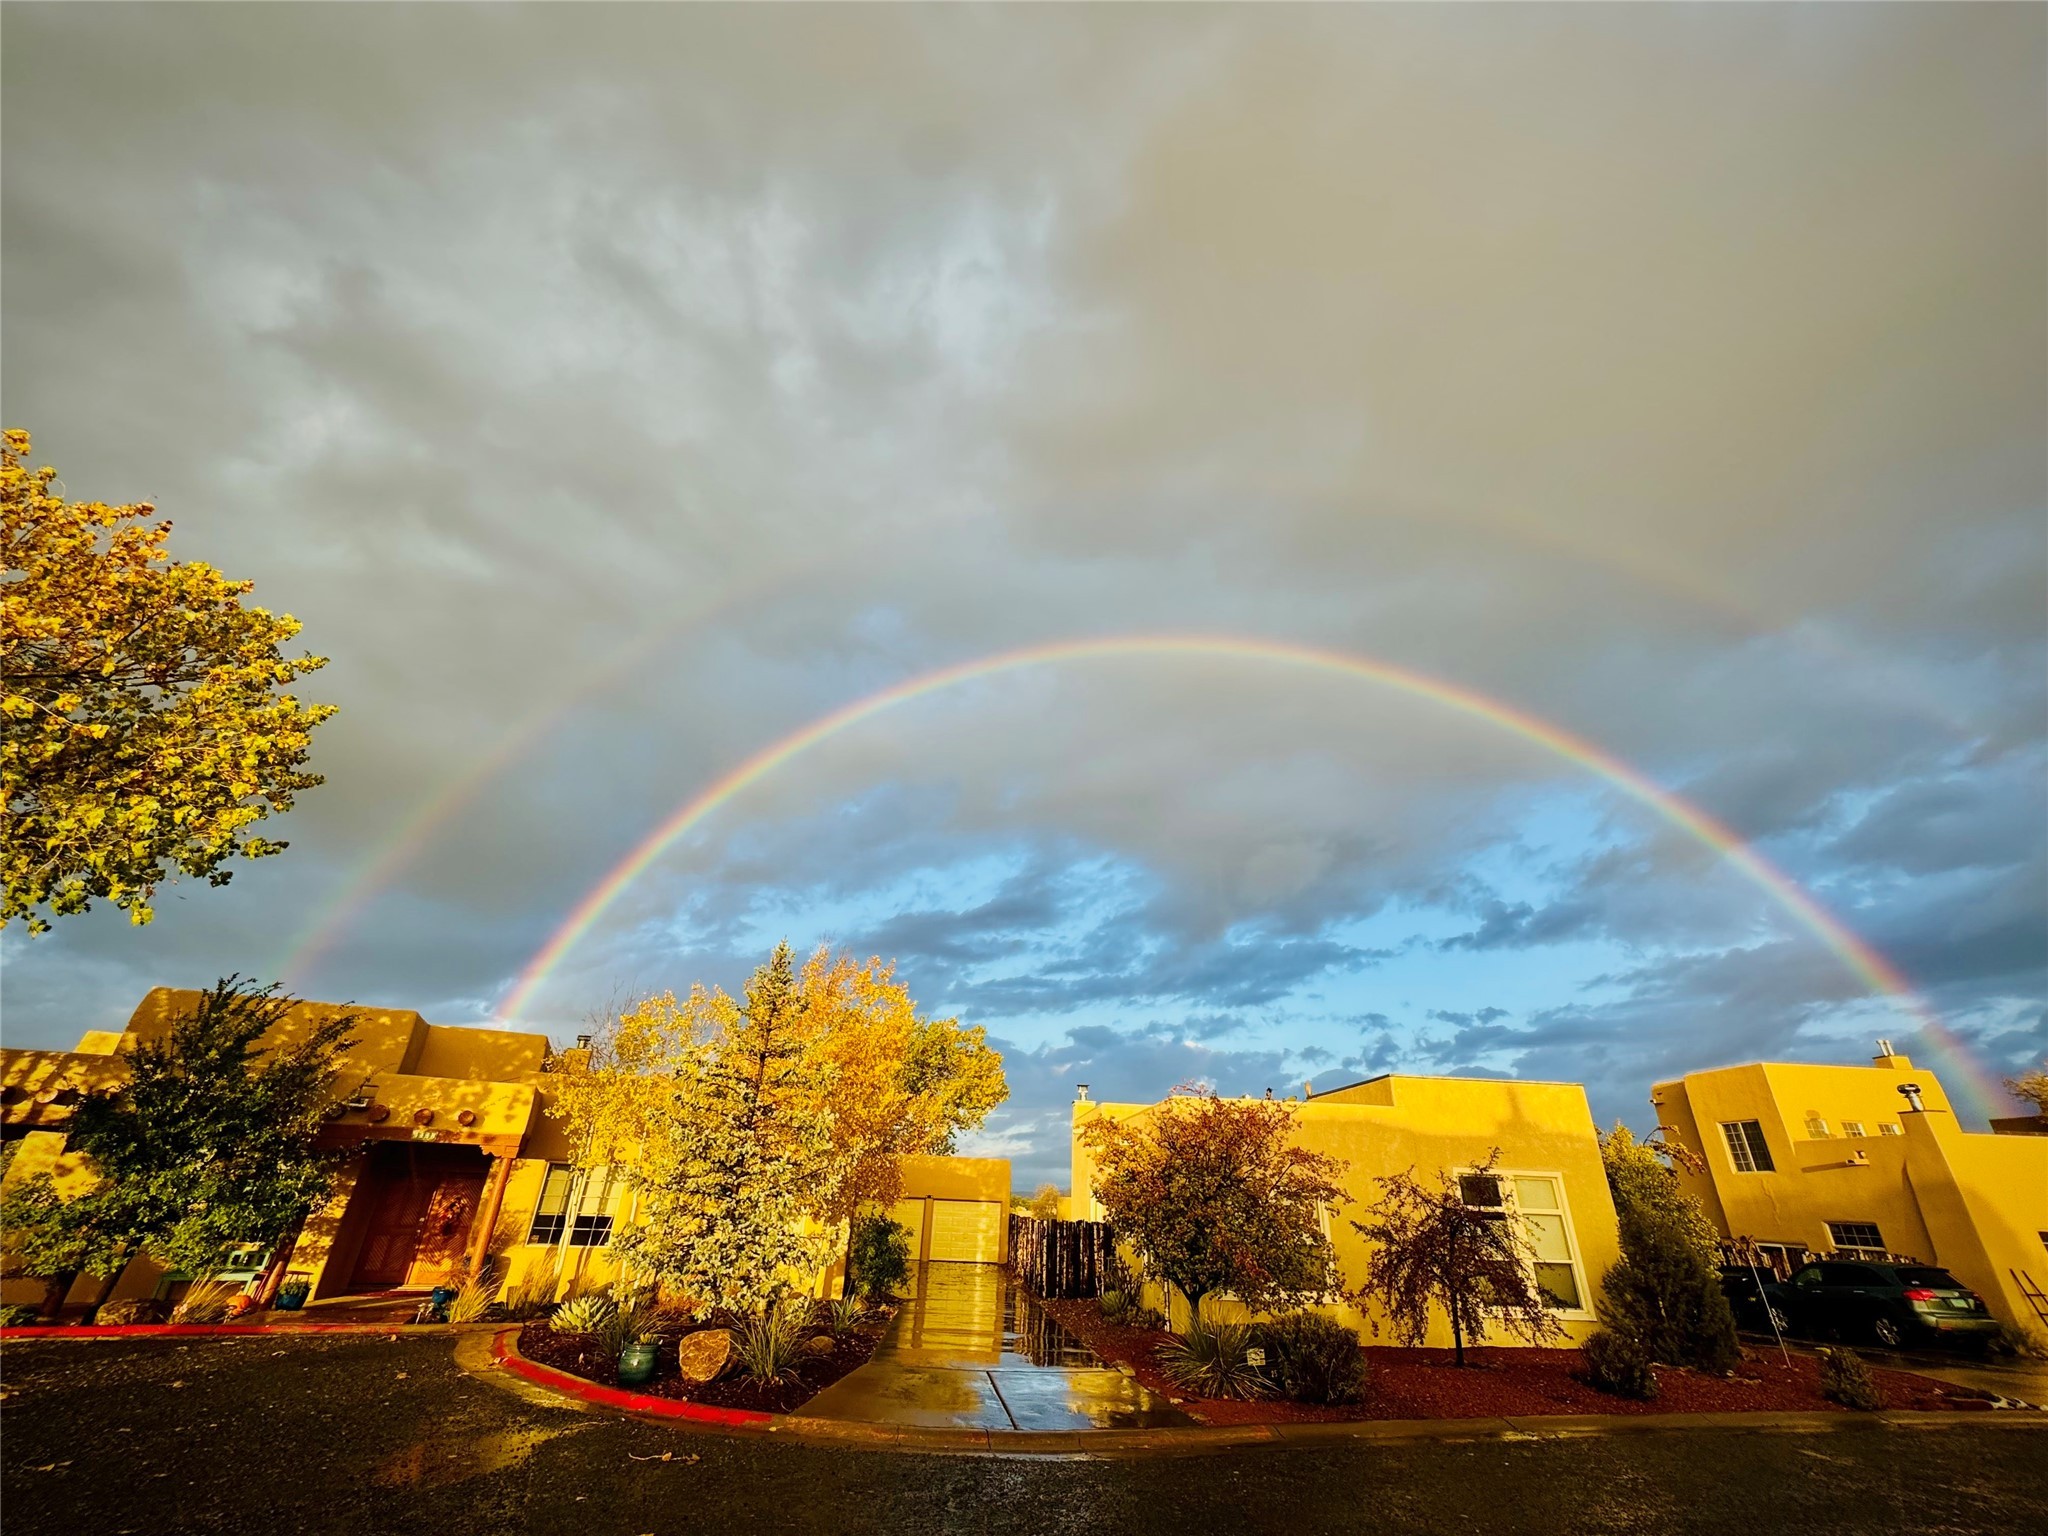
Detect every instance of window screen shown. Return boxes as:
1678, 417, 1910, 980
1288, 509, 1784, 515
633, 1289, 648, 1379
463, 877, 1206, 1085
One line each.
1720, 1120, 1774, 1173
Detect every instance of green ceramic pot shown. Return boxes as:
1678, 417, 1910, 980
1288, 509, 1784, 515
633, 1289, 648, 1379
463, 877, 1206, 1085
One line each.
616, 1341, 659, 1387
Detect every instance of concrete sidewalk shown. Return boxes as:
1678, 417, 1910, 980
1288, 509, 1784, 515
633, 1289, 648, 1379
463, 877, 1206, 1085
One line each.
796, 1263, 1190, 1431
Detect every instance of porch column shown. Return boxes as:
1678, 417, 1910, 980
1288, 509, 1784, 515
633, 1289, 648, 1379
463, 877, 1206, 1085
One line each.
467, 1154, 515, 1279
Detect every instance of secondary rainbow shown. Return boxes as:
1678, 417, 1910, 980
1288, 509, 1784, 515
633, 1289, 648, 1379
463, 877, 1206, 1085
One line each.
496, 633, 2002, 1118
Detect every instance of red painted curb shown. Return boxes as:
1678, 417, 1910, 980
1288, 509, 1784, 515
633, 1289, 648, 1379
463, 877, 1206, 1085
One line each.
491, 1327, 774, 1428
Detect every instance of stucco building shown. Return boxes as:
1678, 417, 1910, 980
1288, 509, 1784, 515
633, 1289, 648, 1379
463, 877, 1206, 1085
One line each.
1650, 1043, 2048, 1333
1069, 1073, 1625, 1347
1, 989, 1007, 1313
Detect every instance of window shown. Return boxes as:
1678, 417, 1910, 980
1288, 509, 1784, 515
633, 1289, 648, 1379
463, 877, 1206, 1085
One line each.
525, 1163, 619, 1247
1458, 1172, 1507, 1219
1720, 1120, 1775, 1173
1878, 1123, 1901, 1136
1825, 1220, 1886, 1257
1804, 1116, 1830, 1138
1508, 1174, 1585, 1312
1841, 1121, 1866, 1138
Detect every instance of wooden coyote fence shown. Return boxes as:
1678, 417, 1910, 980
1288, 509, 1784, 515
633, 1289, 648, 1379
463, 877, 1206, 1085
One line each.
1010, 1216, 1122, 1299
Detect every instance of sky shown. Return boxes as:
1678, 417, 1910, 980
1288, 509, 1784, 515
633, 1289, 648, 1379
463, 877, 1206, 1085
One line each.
3, 5, 2043, 1189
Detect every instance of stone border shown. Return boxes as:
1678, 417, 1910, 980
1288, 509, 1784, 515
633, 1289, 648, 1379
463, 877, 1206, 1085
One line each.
474, 1326, 2046, 1457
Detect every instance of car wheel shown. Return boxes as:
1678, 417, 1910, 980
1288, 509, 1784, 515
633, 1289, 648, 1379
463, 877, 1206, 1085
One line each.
1872, 1314, 1903, 1348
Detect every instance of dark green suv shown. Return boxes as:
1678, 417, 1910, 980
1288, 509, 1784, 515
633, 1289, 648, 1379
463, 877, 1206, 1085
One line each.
1783, 1260, 2000, 1349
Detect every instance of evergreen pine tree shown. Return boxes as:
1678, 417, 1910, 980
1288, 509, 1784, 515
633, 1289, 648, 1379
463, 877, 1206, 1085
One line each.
1596, 1125, 1741, 1372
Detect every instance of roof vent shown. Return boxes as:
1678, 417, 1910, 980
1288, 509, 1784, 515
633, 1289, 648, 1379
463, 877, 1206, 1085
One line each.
1876, 1038, 1894, 1058
1075, 1083, 1090, 1102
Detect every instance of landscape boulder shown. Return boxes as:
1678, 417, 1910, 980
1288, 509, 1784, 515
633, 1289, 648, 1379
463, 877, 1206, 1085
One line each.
802, 1333, 836, 1358
96, 1298, 168, 1326
675, 1327, 734, 1384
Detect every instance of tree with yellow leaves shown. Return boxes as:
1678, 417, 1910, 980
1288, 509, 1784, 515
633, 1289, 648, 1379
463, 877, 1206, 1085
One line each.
2, 431, 335, 931
548, 943, 1008, 1308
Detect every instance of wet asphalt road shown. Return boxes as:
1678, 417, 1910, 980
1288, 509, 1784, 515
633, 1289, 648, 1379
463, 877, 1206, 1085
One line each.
3, 1334, 2044, 1536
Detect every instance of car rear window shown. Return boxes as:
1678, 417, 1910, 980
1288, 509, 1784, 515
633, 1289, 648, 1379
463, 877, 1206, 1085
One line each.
1892, 1267, 1962, 1289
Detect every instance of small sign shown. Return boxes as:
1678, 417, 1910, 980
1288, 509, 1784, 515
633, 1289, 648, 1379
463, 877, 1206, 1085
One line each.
1245, 1348, 1267, 1367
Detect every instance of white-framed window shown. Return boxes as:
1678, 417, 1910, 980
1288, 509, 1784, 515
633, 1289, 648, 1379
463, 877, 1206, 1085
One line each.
1842, 1121, 1866, 1138
1457, 1167, 1590, 1317
526, 1163, 620, 1247
1720, 1120, 1775, 1173
1825, 1220, 1886, 1257
1877, 1123, 1902, 1137
1805, 1116, 1830, 1138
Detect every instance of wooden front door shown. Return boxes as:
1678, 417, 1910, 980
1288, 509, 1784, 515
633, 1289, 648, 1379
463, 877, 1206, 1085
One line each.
349, 1146, 488, 1291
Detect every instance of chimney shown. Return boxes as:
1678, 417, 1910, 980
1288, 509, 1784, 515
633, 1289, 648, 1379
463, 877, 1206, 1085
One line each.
574, 1033, 593, 1050
1074, 1083, 1090, 1102
1898, 1082, 1925, 1113
1873, 1039, 1913, 1069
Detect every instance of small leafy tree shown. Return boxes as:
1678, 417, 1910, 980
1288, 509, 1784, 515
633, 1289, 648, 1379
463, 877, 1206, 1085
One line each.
2005, 1060, 2047, 1115
1350, 1154, 1564, 1366
1598, 1125, 1740, 1372
846, 1212, 912, 1301
2, 431, 336, 933
0, 979, 354, 1312
1029, 1184, 1062, 1221
1080, 1087, 1349, 1325
0, 1178, 131, 1319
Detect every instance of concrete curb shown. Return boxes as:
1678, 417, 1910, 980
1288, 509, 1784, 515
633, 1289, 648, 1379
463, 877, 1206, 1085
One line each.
0, 1321, 505, 1339
471, 1326, 2046, 1458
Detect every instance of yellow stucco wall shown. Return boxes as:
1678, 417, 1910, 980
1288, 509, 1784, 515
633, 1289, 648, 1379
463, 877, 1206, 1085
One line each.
1653, 1054, 2048, 1331
1070, 1076, 1623, 1347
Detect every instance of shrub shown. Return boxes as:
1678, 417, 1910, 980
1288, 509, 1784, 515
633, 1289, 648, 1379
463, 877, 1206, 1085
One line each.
1156, 1316, 1270, 1401
0, 1303, 44, 1326
1254, 1312, 1367, 1404
549, 1294, 618, 1335
1990, 1321, 2048, 1361
1816, 1347, 1882, 1411
97, 1297, 169, 1326
1133, 1306, 1167, 1332
594, 1296, 654, 1360
1598, 1126, 1741, 1373
1581, 1328, 1658, 1400
1098, 1289, 1134, 1325
504, 1254, 560, 1320
733, 1307, 808, 1386
814, 1296, 865, 1338
847, 1213, 912, 1302
446, 1272, 500, 1324
169, 1277, 241, 1325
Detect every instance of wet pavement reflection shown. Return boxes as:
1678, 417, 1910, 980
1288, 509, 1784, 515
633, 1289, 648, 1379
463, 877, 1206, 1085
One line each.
795, 1263, 1190, 1430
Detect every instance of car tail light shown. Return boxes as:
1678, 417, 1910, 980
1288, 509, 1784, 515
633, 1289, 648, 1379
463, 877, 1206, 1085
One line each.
1902, 1288, 1937, 1302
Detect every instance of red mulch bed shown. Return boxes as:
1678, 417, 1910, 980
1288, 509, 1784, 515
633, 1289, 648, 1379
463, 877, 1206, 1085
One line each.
1039, 1298, 1989, 1426
516, 1310, 892, 1415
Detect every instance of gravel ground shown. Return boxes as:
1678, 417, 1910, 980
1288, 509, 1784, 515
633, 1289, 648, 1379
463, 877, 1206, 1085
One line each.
3, 1334, 2044, 1536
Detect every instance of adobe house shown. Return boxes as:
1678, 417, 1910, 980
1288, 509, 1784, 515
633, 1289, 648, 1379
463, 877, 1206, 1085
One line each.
1070, 1073, 1626, 1346
0, 989, 1006, 1312
1651, 1042, 2048, 1332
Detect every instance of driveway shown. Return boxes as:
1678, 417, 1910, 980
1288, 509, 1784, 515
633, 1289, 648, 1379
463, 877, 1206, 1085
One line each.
796, 1262, 1188, 1430
3, 1333, 2044, 1536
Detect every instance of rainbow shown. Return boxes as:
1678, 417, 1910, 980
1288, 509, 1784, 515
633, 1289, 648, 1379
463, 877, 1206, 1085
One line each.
493, 633, 2005, 1120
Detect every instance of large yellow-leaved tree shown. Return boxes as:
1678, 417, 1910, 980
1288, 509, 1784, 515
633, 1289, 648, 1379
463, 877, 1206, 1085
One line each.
2, 431, 335, 931
548, 943, 1008, 1309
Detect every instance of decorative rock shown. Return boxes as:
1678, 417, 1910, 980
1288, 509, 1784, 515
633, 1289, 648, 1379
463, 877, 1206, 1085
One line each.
96, 1298, 167, 1326
802, 1333, 836, 1358
675, 1327, 735, 1384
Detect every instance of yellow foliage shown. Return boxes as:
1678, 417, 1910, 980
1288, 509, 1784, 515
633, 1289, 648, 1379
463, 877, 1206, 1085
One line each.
2, 430, 335, 930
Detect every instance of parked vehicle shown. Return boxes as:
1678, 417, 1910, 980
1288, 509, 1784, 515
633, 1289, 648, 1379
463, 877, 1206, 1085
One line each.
1781, 1260, 2001, 1349
1718, 1265, 1789, 1334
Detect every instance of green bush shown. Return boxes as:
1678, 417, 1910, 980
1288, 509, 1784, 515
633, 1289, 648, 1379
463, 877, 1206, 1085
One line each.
1252, 1312, 1367, 1404
814, 1296, 865, 1338
1156, 1316, 1270, 1401
0, 1304, 43, 1327
734, 1307, 808, 1386
1580, 1327, 1658, 1400
549, 1294, 618, 1335
1816, 1347, 1882, 1411
1098, 1289, 1134, 1325
1599, 1127, 1741, 1373
847, 1213, 912, 1302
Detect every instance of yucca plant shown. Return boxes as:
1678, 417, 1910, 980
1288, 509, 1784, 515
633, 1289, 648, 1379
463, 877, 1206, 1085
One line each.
446, 1271, 500, 1324
815, 1296, 865, 1338
1156, 1316, 1270, 1401
1098, 1289, 1134, 1325
169, 1276, 241, 1325
594, 1296, 655, 1360
549, 1293, 618, 1335
733, 1307, 808, 1386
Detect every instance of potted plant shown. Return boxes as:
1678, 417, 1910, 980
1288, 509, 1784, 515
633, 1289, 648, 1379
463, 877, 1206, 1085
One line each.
274, 1276, 312, 1311
617, 1333, 662, 1387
